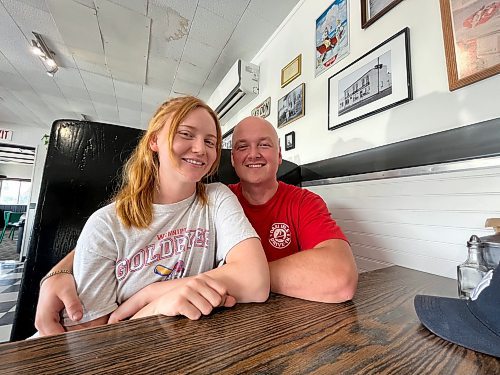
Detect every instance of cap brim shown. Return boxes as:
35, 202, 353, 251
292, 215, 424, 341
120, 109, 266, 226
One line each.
414, 295, 500, 358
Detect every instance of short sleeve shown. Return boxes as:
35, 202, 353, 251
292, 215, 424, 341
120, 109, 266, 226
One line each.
297, 190, 348, 250
62, 210, 119, 326
210, 184, 259, 264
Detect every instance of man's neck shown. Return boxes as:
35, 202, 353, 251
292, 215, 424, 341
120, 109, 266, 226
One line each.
240, 180, 279, 205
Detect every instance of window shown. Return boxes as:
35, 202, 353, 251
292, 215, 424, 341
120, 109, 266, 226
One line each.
0, 179, 31, 205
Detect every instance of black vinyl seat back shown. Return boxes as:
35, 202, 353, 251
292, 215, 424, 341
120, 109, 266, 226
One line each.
11, 120, 143, 340
11, 120, 300, 341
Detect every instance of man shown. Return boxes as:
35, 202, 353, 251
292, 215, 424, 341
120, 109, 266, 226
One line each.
35, 116, 357, 335
228, 116, 357, 303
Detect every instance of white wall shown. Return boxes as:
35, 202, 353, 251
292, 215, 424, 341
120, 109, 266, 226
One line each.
223, 0, 500, 165
308, 163, 500, 279
0, 163, 33, 179
1, 123, 47, 148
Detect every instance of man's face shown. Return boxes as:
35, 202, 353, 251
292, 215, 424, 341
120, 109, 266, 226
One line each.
231, 117, 282, 186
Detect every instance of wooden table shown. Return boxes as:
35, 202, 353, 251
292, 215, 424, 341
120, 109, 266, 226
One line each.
1, 266, 498, 374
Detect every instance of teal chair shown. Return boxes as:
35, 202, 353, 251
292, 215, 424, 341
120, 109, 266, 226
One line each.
0, 211, 24, 243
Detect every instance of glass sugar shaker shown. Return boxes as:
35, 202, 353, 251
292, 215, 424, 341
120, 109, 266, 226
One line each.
457, 235, 488, 299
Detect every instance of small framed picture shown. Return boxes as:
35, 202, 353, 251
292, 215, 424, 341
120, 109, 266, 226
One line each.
328, 28, 412, 130
361, 0, 405, 29
251, 97, 271, 118
222, 128, 234, 149
285, 131, 295, 151
281, 55, 302, 88
439, 0, 500, 91
277, 83, 305, 129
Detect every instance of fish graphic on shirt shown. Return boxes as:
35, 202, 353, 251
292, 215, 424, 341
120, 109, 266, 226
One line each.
154, 260, 185, 279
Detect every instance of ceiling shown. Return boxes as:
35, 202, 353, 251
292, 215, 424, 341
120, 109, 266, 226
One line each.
0, 0, 300, 149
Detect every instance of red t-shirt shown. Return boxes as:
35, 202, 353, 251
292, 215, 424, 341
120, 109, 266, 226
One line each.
229, 181, 348, 261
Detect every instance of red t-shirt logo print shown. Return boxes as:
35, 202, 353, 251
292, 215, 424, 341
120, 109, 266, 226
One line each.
269, 223, 291, 249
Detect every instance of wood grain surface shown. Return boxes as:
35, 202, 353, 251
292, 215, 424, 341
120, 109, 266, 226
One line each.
1, 266, 498, 374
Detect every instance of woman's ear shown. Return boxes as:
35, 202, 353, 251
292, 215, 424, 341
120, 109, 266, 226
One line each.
150, 135, 159, 152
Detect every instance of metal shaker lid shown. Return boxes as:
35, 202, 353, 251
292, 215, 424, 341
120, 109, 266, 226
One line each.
467, 235, 482, 247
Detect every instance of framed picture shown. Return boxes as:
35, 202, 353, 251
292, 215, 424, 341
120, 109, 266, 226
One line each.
328, 27, 412, 131
285, 131, 295, 151
281, 55, 302, 88
361, 0, 405, 29
222, 128, 234, 149
315, 0, 349, 77
251, 97, 271, 118
439, 0, 500, 91
277, 83, 305, 129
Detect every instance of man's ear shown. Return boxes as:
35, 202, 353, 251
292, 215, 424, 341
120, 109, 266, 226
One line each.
278, 145, 283, 165
150, 135, 159, 152
230, 150, 235, 167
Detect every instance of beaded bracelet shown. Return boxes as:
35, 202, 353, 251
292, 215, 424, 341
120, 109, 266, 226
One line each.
39, 269, 73, 288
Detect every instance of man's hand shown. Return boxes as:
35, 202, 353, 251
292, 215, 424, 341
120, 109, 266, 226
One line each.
35, 273, 83, 336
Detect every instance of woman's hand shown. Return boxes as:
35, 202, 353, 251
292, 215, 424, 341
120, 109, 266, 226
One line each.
110, 274, 236, 322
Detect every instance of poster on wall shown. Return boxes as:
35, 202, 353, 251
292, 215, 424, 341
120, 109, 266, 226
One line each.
439, 0, 500, 91
315, 0, 350, 77
328, 28, 412, 130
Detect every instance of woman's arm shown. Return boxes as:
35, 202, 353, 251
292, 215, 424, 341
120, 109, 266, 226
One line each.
112, 237, 269, 321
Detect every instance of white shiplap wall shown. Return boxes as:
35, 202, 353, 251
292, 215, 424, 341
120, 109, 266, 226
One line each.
307, 164, 500, 279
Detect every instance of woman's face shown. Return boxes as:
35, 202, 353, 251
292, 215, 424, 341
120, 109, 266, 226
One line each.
150, 107, 218, 185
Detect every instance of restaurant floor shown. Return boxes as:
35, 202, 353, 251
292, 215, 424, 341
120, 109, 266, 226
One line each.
0, 260, 23, 343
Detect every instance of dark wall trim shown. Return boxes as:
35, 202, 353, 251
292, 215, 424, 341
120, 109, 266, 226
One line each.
301, 117, 500, 182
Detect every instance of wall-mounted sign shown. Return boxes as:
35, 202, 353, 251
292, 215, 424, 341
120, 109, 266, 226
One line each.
0, 129, 13, 141
251, 97, 271, 118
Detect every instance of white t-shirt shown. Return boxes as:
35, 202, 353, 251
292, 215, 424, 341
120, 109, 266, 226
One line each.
63, 183, 258, 326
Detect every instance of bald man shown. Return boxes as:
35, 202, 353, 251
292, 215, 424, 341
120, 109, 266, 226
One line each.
229, 116, 357, 303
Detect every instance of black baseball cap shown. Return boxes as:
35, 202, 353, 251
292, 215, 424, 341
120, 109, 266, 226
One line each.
414, 264, 500, 358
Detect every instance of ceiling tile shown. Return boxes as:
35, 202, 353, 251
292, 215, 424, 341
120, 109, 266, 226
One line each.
171, 78, 201, 96
198, 0, 250, 24
108, 0, 147, 15
95, 0, 150, 83
182, 38, 220, 69
146, 56, 176, 89
46, 0, 106, 70
188, 6, 235, 51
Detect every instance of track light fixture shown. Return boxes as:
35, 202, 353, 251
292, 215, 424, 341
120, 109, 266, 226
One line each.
31, 32, 59, 76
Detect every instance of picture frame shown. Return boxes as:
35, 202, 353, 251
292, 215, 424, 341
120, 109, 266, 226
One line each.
328, 27, 412, 131
361, 0, 405, 29
315, 0, 349, 77
285, 131, 295, 151
251, 97, 271, 118
277, 83, 305, 129
281, 55, 302, 88
439, 0, 500, 91
222, 128, 234, 149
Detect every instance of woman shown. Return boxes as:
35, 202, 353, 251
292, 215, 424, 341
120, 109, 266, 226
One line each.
37, 96, 269, 334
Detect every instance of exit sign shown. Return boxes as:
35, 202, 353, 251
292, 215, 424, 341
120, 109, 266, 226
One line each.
0, 129, 13, 141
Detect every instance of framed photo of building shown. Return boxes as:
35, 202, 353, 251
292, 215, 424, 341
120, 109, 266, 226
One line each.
281, 55, 302, 88
315, 0, 349, 77
328, 27, 412, 131
439, 0, 500, 91
285, 131, 295, 151
277, 83, 305, 129
361, 0, 405, 29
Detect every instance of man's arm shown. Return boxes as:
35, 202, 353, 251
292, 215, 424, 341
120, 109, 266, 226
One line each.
269, 239, 357, 303
35, 250, 83, 336
109, 237, 270, 322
